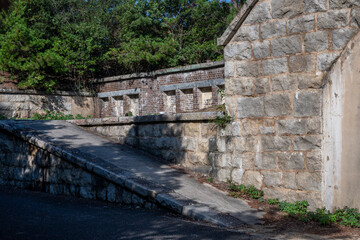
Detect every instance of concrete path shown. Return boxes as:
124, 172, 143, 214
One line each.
1, 120, 264, 227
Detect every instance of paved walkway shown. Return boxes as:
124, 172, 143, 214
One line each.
2, 120, 264, 226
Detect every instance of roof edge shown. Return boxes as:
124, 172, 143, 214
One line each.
217, 0, 259, 46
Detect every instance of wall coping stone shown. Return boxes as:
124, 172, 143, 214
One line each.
98, 88, 141, 98
69, 112, 218, 126
93, 61, 225, 84
0, 89, 94, 97
159, 78, 225, 92
217, 0, 259, 46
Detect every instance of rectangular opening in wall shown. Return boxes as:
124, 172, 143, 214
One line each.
217, 85, 225, 105
128, 94, 139, 116
199, 87, 213, 110
112, 96, 124, 117
181, 89, 193, 112
164, 90, 176, 114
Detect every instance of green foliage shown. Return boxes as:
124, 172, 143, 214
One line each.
333, 207, 360, 227
0, 0, 243, 91
228, 183, 264, 199
267, 198, 280, 205
207, 177, 213, 183
212, 88, 231, 128
0, 114, 7, 120
30, 110, 89, 120
279, 201, 309, 218
126, 111, 133, 117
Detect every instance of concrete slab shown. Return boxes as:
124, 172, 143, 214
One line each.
0, 120, 265, 227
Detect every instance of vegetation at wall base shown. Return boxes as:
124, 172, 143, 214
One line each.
227, 182, 360, 228
0, 114, 7, 120
30, 110, 91, 120
0, 0, 246, 91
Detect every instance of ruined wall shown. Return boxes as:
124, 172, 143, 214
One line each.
0, 90, 95, 119
323, 32, 360, 210
219, 0, 360, 208
94, 62, 224, 118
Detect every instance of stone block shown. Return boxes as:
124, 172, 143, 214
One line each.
271, 0, 305, 19
234, 25, 260, 42
318, 52, 341, 71
184, 123, 200, 137
289, 54, 316, 73
242, 170, 263, 189
255, 78, 270, 94
261, 20, 286, 39
107, 183, 117, 202
297, 172, 321, 191
237, 97, 263, 118
253, 41, 270, 59
263, 188, 288, 201
231, 168, 244, 184
298, 74, 324, 89
293, 136, 321, 151
307, 151, 322, 171
272, 74, 297, 91
351, 8, 360, 28
255, 153, 277, 170
232, 152, 255, 169
236, 61, 262, 77
288, 14, 315, 33
332, 28, 357, 50
216, 168, 232, 182
330, 0, 360, 9
305, 0, 328, 13
263, 172, 282, 188
225, 61, 235, 78
262, 57, 288, 75
233, 137, 259, 153
261, 136, 291, 151
278, 152, 305, 170
260, 126, 275, 135
224, 43, 252, 60
305, 31, 329, 52
201, 123, 217, 137
264, 93, 292, 117
244, 2, 272, 24
228, 78, 254, 96
318, 9, 349, 29
283, 172, 297, 190
80, 186, 95, 199
294, 91, 321, 117
271, 35, 302, 57
306, 118, 322, 134
232, 119, 260, 137
277, 119, 306, 135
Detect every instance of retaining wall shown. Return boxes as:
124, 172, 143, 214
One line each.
0, 89, 95, 119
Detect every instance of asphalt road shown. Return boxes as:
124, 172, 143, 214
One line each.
0, 187, 262, 240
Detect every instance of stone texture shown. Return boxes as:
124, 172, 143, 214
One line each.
278, 153, 305, 170
271, 0, 305, 19
294, 91, 321, 117
318, 52, 341, 71
277, 119, 306, 135
272, 74, 297, 91
224, 43, 252, 60
330, 0, 360, 9
307, 151, 322, 171
288, 14, 315, 33
233, 137, 259, 153
261, 136, 291, 151
237, 97, 264, 118
264, 93, 292, 117
225, 61, 235, 77
236, 61, 262, 77
351, 8, 360, 28
261, 21, 286, 39
298, 74, 324, 89
253, 41, 270, 59
306, 118, 322, 134
305, 0, 328, 13
289, 55, 316, 73
297, 172, 321, 191
332, 28, 358, 50
317, 10, 349, 29
234, 25, 260, 42
283, 172, 297, 190
232, 119, 260, 137
255, 153, 277, 170
263, 172, 282, 188
244, 2, 272, 24
262, 58, 288, 75
293, 136, 321, 151
271, 35, 302, 57
242, 171, 263, 189
228, 78, 254, 96
305, 31, 329, 52
255, 78, 270, 94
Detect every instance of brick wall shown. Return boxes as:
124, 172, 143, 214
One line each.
95, 62, 225, 118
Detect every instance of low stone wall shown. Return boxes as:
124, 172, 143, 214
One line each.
74, 112, 322, 208
0, 124, 157, 208
0, 89, 95, 119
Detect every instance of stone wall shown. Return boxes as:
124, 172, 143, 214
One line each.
0, 89, 95, 119
94, 62, 224, 118
0, 125, 157, 208
217, 0, 360, 208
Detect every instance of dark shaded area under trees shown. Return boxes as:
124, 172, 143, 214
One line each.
0, 0, 244, 91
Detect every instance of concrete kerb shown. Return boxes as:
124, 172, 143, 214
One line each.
0, 120, 246, 228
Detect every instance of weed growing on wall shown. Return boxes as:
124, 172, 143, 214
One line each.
212, 88, 231, 128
